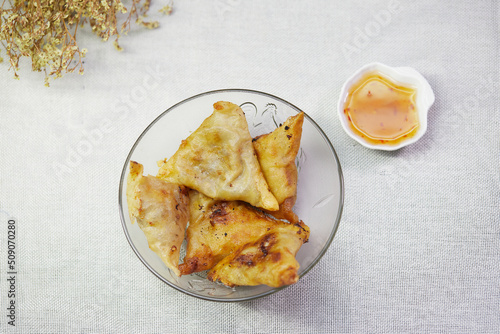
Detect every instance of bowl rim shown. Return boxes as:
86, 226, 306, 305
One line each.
337, 62, 435, 151
118, 88, 345, 302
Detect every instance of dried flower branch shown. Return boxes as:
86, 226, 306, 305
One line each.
0, 0, 172, 86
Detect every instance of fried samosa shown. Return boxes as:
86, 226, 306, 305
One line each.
157, 101, 279, 211
127, 161, 190, 276
207, 223, 310, 287
178, 190, 303, 275
253, 112, 305, 223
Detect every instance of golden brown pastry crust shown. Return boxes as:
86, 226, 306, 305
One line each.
265, 196, 299, 224
157, 101, 279, 211
179, 190, 303, 276
207, 222, 310, 287
253, 112, 305, 223
127, 161, 190, 276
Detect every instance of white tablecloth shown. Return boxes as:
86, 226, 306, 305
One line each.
1, 0, 499, 333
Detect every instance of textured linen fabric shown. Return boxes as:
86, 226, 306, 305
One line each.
0, 0, 499, 333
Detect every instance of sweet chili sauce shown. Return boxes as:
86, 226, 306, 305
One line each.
343, 72, 418, 145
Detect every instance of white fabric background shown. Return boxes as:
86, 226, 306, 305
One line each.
1, 0, 499, 333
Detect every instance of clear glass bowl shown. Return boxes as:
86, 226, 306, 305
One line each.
118, 89, 344, 301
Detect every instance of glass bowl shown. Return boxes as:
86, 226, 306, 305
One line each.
118, 89, 344, 301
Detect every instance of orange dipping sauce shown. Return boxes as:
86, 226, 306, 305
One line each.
343, 72, 418, 145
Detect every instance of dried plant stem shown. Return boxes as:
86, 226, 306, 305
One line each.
0, 0, 173, 86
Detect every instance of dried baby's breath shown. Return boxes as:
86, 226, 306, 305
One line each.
0, 0, 173, 86
159, 4, 172, 15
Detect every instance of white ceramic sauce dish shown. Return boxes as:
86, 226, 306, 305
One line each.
337, 62, 435, 151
